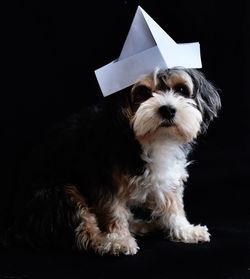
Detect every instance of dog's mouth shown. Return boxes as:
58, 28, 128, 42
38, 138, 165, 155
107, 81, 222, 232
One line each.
160, 119, 175, 127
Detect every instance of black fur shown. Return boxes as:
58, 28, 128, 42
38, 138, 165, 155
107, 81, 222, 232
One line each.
8, 90, 145, 249
6, 68, 221, 250
185, 69, 221, 132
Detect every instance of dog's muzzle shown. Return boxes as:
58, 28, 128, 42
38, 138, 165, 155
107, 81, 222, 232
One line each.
159, 105, 176, 127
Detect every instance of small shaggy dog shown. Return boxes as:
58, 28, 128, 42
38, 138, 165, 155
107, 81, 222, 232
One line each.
10, 67, 221, 255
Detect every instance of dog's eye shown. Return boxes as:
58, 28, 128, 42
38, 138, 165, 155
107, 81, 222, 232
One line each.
133, 85, 153, 104
174, 84, 190, 98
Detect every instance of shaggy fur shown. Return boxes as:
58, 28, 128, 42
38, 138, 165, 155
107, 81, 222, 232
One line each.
9, 67, 221, 255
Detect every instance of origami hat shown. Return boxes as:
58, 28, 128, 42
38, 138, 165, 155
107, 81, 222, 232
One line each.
95, 6, 202, 97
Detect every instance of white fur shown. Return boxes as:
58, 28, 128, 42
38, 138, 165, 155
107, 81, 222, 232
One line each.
127, 138, 210, 243
168, 215, 210, 243
132, 91, 202, 143
97, 233, 139, 255
127, 88, 210, 243
90, 68, 218, 255
129, 138, 188, 205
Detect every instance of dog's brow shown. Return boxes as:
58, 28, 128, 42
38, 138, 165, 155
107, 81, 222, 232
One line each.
156, 76, 170, 91
167, 72, 193, 93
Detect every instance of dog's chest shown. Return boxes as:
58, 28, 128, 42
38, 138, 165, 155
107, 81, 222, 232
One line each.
128, 140, 188, 203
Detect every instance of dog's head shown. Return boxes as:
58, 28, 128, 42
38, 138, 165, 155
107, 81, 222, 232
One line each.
122, 67, 221, 143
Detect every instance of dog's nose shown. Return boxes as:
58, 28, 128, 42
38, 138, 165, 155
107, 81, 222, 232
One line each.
158, 105, 176, 120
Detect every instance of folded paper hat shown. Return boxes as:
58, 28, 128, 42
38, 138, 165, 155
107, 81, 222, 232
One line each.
95, 6, 202, 97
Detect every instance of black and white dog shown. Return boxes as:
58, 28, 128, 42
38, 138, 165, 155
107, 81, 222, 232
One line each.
10, 67, 221, 255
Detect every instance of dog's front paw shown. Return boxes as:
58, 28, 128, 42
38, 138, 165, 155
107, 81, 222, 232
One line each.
170, 224, 210, 243
96, 233, 139, 256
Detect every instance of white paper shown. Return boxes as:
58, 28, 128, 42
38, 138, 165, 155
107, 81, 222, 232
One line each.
95, 6, 202, 97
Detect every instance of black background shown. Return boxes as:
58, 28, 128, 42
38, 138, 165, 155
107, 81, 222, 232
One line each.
2, 0, 250, 278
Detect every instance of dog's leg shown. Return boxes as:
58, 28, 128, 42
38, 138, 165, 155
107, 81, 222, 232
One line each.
67, 186, 138, 255
129, 217, 158, 236
150, 191, 210, 243
96, 200, 139, 255
128, 207, 160, 236
65, 185, 104, 252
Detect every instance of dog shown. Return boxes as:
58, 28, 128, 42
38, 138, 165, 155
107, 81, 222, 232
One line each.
10, 67, 221, 256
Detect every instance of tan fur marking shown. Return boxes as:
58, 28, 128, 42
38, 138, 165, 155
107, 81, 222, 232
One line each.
136, 79, 156, 92
65, 185, 103, 251
133, 70, 193, 96
164, 71, 193, 95
96, 197, 130, 235
147, 191, 184, 218
112, 169, 133, 200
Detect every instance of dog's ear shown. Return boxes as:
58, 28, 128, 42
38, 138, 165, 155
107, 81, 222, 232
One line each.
103, 87, 135, 126
187, 69, 221, 133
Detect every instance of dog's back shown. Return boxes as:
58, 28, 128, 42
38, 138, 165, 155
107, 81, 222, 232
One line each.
6, 96, 144, 250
